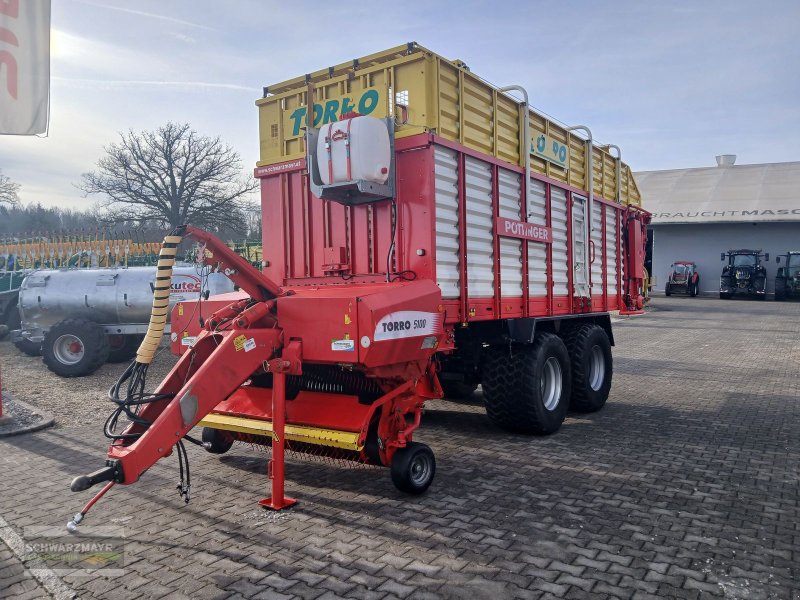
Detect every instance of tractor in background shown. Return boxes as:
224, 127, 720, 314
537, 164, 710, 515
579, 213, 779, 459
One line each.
665, 261, 700, 297
719, 249, 768, 300
775, 252, 800, 301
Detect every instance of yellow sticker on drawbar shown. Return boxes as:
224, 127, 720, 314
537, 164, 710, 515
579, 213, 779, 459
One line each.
178, 303, 184, 316
233, 334, 247, 351
344, 314, 352, 325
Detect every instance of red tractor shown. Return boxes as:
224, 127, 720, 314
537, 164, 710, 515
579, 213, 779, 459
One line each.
665, 261, 700, 297
67, 44, 650, 529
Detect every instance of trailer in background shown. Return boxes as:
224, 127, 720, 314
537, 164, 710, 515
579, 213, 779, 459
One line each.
14, 266, 234, 376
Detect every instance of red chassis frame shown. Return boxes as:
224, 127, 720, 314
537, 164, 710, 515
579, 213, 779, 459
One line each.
72, 226, 445, 517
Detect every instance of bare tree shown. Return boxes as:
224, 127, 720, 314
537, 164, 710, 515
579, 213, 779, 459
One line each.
0, 169, 20, 206
79, 122, 258, 232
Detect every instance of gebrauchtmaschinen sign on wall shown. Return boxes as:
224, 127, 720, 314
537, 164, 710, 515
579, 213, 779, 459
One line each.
0, 0, 50, 135
635, 162, 800, 225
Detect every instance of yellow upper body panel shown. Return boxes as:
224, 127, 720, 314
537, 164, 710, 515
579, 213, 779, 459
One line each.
256, 42, 640, 206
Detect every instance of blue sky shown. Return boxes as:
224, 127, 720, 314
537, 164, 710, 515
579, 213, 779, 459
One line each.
2, 0, 799, 209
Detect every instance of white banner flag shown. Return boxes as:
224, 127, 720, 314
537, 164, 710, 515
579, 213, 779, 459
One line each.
0, 0, 50, 135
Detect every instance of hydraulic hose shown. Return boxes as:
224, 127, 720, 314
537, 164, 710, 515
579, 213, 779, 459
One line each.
136, 232, 183, 364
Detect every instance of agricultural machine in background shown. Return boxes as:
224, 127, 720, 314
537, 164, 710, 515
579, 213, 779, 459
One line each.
775, 251, 800, 301
665, 261, 700, 297
1, 233, 260, 374
68, 43, 650, 529
0, 232, 164, 341
14, 266, 233, 376
719, 249, 768, 299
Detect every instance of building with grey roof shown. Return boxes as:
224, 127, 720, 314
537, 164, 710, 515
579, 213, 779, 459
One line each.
635, 156, 800, 296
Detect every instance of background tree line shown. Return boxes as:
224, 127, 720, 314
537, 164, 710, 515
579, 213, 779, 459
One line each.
1, 122, 263, 242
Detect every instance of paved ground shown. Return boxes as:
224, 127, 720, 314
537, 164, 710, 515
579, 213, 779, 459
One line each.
0, 297, 798, 599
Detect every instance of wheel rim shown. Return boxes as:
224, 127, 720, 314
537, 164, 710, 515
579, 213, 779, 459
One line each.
53, 334, 85, 365
409, 451, 433, 486
540, 356, 563, 411
588, 345, 605, 391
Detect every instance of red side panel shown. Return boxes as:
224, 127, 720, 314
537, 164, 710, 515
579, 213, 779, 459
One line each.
256, 136, 649, 327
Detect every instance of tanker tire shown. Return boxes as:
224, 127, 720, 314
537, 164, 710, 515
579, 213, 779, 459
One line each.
202, 427, 234, 454
481, 333, 571, 435
10, 305, 41, 356
14, 337, 42, 357
440, 379, 478, 401
390, 442, 435, 495
106, 335, 143, 363
562, 324, 613, 413
2, 306, 20, 340
42, 318, 109, 377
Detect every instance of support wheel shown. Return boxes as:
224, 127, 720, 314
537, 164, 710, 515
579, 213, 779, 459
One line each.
481, 333, 572, 435
202, 427, 234, 454
42, 318, 109, 377
107, 334, 143, 363
390, 442, 435, 495
562, 325, 613, 413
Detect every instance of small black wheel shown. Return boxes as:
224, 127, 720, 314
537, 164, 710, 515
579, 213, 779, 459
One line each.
775, 287, 785, 301
664, 282, 672, 297
440, 379, 478, 401
719, 292, 731, 299
562, 325, 613, 413
202, 427, 234, 454
689, 279, 698, 297
106, 334, 143, 363
390, 442, 436, 495
42, 318, 109, 377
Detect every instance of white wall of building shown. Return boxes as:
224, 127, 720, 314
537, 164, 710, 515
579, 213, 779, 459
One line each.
651, 222, 800, 296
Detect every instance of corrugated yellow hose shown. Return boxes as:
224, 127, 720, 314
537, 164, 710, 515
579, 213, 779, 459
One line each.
136, 234, 183, 364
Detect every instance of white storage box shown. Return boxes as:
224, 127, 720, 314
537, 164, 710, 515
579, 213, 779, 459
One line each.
316, 116, 390, 185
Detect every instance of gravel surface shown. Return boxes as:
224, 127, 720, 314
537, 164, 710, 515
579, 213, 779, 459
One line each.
0, 338, 176, 428
0, 393, 49, 434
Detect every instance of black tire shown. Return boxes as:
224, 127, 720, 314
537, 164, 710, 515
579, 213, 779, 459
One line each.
14, 336, 42, 356
481, 333, 571, 435
42, 318, 109, 377
440, 379, 478, 401
757, 281, 767, 300
3, 305, 21, 339
689, 279, 699, 297
562, 325, 613, 413
390, 442, 435, 495
664, 281, 672, 297
775, 285, 785, 301
106, 335, 143, 363
719, 292, 731, 299
202, 427, 234, 454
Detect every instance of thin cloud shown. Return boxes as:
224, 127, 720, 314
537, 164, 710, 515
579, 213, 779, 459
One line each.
52, 77, 259, 93
73, 0, 214, 30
